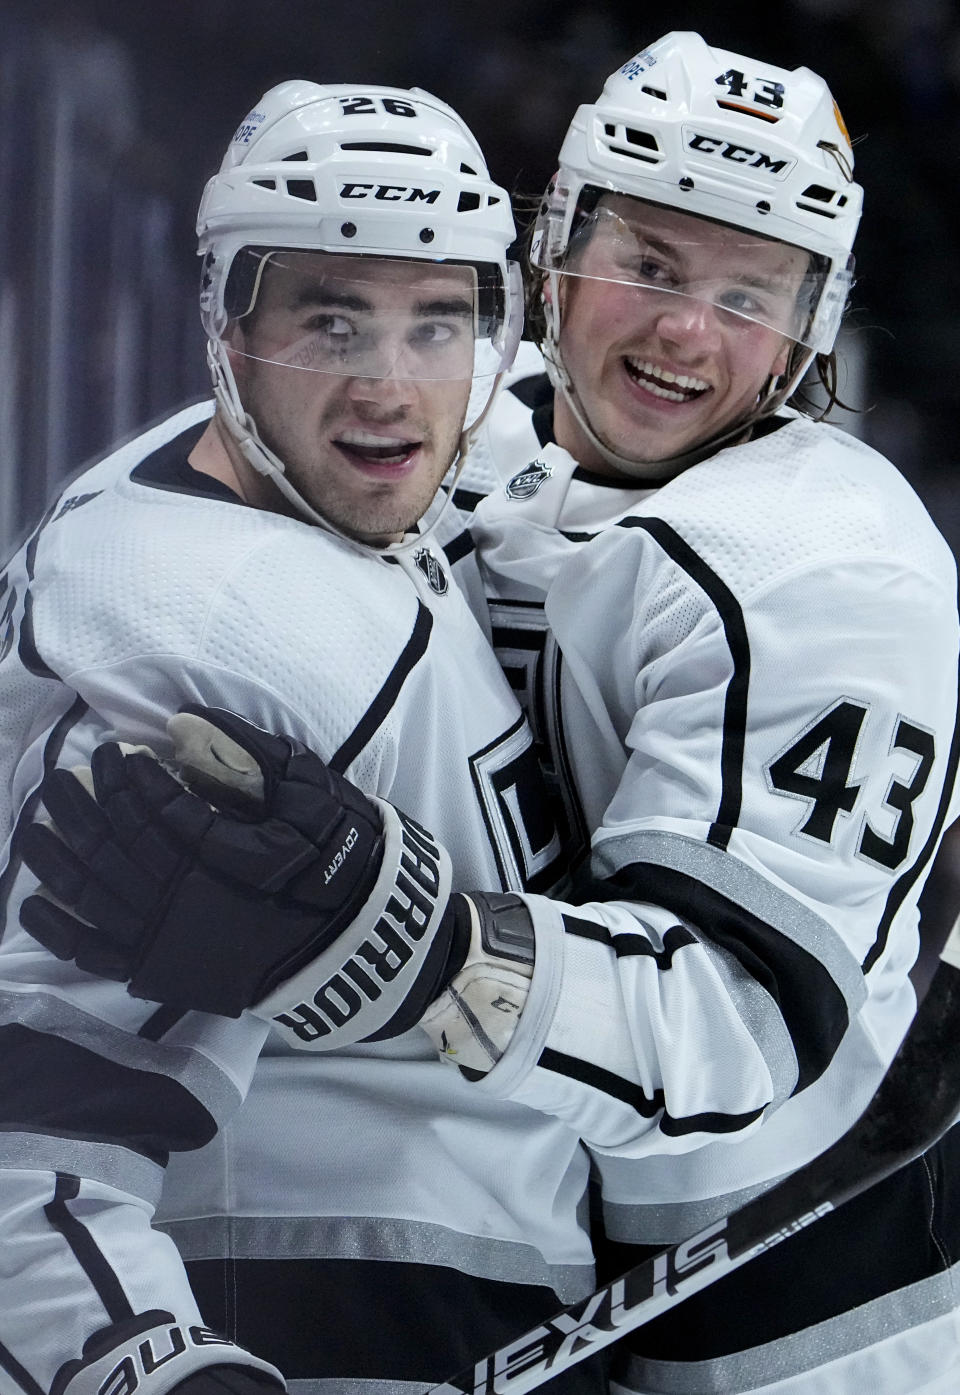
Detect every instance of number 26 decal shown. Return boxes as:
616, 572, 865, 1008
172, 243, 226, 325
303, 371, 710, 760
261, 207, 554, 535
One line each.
766, 699, 935, 871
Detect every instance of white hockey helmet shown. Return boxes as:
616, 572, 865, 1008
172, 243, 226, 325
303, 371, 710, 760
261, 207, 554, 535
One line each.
531, 33, 863, 472
197, 81, 522, 532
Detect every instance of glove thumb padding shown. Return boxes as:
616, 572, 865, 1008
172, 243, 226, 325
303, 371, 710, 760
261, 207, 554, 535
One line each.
168, 708, 266, 806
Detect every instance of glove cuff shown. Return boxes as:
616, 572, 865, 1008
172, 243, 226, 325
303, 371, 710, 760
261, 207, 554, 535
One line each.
53, 1313, 284, 1395
256, 799, 454, 1048
420, 891, 535, 1075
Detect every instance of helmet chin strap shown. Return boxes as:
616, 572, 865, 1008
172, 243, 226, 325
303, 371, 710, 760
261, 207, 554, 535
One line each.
207, 339, 487, 558
540, 276, 813, 483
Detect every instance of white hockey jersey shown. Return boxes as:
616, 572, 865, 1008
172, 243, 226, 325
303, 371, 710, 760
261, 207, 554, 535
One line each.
463, 362, 960, 1394
0, 403, 599, 1395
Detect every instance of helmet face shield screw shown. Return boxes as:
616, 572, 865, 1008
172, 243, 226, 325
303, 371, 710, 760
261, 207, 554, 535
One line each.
341, 222, 357, 238
419, 228, 435, 243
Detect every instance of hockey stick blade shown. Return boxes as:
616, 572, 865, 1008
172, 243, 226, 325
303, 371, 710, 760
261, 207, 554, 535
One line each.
430, 922, 960, 1395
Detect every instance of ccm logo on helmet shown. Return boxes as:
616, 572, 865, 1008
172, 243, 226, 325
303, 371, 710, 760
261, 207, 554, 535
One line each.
339, 183, 442, 203
685, 131, 792, 176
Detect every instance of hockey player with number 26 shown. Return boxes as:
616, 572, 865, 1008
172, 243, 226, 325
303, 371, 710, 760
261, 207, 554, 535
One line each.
11, 31, 960, 1395
0, 84, 604, 1395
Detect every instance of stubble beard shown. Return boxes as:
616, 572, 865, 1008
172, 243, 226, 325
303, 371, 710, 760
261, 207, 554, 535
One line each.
248, 384, 461, 545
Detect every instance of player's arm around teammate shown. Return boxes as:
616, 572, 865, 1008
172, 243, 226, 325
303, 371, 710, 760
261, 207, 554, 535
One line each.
0, 81, 600, 1395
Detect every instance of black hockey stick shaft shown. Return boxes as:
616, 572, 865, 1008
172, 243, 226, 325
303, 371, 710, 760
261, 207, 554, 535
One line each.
430, 925, 960, 1395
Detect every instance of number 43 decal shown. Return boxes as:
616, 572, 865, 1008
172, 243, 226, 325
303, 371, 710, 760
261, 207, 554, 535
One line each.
766, 699, 935, 871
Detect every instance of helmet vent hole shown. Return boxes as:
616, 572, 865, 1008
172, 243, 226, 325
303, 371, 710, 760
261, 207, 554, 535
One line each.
457, 192, 482, 213
488, 195, 501, 206
252, 179, 276, 190
624, 127, 659, 151
641, 85, 667, 101
282, 150, 309, 161
801, 184, 839, 204
285, 180, 317, 201
460, 162, 478, 175
340, 141, 430, 157
603, 123, 660, 164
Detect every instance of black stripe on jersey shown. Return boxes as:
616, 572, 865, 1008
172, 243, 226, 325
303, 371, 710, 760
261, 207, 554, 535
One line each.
490, 601, 590, 867
0, 694, 89, 932
0, 1024, 217, 1165
864, 643, 960, 974
563, 913, 696, 966
617, 517, 749, 850
599, 1120, 960, 1364
45, 1173, 135, 1324
538, 1046, 764, 1137
19, 504, 61, 680
186, 1255, 605, 1395
0, 1341, 46, 1395
129, 421, 233, 501
507, 372, 555, 447
450, 488, 484, 515
598, 860, 848, 1092
441, 528, 477, 566
329, 603, 433, 775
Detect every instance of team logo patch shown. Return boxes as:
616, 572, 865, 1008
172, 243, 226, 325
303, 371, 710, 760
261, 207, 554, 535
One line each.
414, 547, 448, 595
506, 460, 553, 500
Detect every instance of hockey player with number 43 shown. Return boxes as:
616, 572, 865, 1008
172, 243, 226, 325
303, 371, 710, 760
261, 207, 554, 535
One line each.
9, 32, 960, 1395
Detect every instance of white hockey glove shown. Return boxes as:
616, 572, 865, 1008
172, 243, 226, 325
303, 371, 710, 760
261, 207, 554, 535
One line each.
51, 1311, 283, 1395
19, 706, 463, 1045
419, 891, 534, 1076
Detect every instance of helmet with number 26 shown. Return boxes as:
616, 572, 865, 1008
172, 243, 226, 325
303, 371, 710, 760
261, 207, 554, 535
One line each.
531, 32, 863, 475
197, 81, 522, 532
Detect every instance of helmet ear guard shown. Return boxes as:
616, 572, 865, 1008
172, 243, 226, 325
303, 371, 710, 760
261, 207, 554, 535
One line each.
529, 32, 863, 476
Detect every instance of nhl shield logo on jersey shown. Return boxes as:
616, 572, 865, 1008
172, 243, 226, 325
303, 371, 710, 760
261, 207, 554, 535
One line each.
413, 547, 448, 595
506, 459, 553, 500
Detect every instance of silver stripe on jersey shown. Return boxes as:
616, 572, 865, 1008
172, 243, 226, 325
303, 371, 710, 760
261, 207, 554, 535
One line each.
592, 829, 867, 1015
600, 1173, 788, 1245
609, 1257, 960, 1394
288, 1382, 427, 1395
0, 1130, 164, 1205
0, 988, 245, 1127
688, 932, 799, 1110
160, 1213, 597, 1303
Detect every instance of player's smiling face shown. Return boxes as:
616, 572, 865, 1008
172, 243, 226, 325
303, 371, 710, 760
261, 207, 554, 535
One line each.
552, 198, 811, 475
229, 252, 475, 544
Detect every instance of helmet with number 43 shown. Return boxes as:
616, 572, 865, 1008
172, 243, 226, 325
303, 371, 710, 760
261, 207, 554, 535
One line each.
530, 31, 863, 472
197, 81, 523, 529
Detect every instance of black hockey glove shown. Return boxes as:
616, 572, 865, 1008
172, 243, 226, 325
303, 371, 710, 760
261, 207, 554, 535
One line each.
19, 706, 467, 1040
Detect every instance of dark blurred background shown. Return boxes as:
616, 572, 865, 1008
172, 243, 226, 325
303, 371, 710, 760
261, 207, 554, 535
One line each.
2, 0, 959, 974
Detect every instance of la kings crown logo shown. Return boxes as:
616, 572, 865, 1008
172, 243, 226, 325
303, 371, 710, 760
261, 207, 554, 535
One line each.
506, 459, 553, 500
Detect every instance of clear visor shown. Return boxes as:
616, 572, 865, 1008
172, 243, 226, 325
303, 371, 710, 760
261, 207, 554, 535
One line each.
533, 199, 842, 351
215, 248, 521, 383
